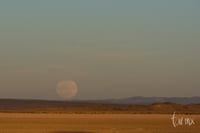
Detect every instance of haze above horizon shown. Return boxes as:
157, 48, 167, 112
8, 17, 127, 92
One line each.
0, 0, 200, 100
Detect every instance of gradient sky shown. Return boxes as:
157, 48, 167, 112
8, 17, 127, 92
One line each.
0, 0, 200, 100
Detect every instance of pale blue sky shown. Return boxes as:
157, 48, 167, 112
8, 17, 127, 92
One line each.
0, 0, 200, 100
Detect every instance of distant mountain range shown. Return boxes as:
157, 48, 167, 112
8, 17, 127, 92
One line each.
0, 97, 200, 113
0, 96, 199, 109
93, 96, 200, 105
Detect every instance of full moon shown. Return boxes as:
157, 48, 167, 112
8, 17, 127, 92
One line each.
56, 80, 78, 99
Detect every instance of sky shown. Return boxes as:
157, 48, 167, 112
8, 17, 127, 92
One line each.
0, 0, 200, 100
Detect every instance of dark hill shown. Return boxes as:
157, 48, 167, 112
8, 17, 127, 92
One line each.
96, 96, 200, 105
0, 97, 200, 114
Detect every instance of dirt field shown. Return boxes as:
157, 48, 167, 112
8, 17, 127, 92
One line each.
0, 113, 199, 133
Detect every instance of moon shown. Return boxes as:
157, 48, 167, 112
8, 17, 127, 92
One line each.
56, 80, 78, 99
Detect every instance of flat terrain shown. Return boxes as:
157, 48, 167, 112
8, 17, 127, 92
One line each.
0, 113, 199, 133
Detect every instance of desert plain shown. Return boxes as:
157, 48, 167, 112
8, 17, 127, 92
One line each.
0, 113, 199, 133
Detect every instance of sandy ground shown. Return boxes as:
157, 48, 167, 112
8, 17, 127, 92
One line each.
0, 113, 199, 133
